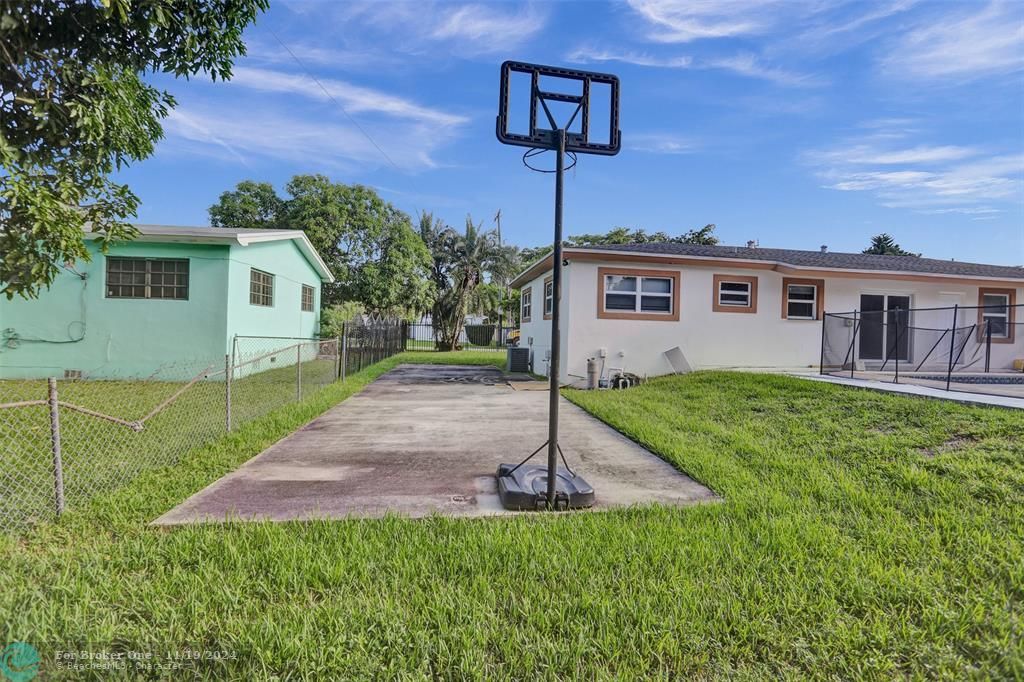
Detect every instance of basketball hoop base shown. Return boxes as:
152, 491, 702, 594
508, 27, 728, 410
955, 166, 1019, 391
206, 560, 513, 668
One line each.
496, 462, 595, 511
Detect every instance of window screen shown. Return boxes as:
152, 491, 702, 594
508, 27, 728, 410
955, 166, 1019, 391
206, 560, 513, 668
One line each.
250, 269, 274, 306
106, 257, 189, 300
604, 275, 673, 314
981, 293, 1010, 337
786, 284, 817, 319
718, 281, 751, 307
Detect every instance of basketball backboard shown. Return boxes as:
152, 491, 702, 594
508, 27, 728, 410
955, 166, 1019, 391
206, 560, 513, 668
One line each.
496, 61, 621, 156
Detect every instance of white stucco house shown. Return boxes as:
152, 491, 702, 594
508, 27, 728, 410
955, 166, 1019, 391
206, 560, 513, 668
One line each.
510, 243, 1024, 386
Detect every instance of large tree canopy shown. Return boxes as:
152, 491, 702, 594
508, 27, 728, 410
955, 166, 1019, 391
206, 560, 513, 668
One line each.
209, 175, 433, 314
0, 0, 267, 298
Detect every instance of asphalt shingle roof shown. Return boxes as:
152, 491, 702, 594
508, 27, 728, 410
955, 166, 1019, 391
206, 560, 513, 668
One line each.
573, 243, 1024, 280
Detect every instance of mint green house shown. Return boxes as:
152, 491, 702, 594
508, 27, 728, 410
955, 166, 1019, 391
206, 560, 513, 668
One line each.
0, 225, 334, 379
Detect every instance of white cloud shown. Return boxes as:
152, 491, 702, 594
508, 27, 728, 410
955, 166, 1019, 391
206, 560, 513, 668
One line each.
625, 0, 785, 43
703, 53, 826, 87
430, 3, 546, 49
566, 46, 822, 87
565, 47, 693, 69
228, 67, 468, 128
327, 1, 548, 58
164, 103, 459, 172
809, 144, 979, 166
805, 125, 1024, 214
882, 1, 1024, 80
628, 133, 700, 155
243, 39, 390, 71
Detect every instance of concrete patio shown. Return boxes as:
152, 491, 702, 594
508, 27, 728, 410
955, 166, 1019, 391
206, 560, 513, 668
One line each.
154, 364, 718, 524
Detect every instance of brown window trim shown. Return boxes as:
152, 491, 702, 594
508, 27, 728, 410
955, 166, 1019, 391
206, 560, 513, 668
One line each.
543, 275, 554, 320
712, 274, 758, 313
977, 287, 1016, 343
597, 267, 680, 321
521, 287, 532, 323
781, 277, 825, 320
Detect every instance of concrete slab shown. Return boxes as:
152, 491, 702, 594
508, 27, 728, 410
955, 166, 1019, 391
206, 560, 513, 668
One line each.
154, 364, 718, 524
795, 373, 1024, 410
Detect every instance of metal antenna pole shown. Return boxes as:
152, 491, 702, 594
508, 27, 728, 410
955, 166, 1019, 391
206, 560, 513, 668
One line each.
546, 128, 566, 508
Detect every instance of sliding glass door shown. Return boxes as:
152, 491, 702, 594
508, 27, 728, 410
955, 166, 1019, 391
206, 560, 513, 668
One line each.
858, 294, 911, 362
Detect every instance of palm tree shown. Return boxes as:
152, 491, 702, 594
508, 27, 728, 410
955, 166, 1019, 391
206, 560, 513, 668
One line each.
434, 215, 515, 351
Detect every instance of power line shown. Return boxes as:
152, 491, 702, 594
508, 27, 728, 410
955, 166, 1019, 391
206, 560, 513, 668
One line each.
267, 29, 403, 173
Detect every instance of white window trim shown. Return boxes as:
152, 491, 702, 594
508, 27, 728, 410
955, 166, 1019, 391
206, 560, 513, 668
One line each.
981, 293, 1010, 338
786, 283, 818, 320
603, 274, 674, 315
717, 280, 752, 308
521, 289, 532, 321
544, 280, 554, 316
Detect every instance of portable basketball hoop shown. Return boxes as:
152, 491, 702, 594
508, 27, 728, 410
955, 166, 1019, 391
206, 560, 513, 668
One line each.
494, 61, 621, 511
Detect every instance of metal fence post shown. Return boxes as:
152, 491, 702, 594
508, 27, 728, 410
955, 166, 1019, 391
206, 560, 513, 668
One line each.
225, 353, 232, 432
946, 305, 958, 391
894, 309, 900, 384
341, 323, 348, 381
296, 343, 303, 400
47, 378, 65, 517
850, 309, 859, 378
819, 314, 827, 375
334, 337, 341, 381
985, 320, 992, 373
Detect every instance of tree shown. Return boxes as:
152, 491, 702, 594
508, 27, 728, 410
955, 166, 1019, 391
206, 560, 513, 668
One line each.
1, 0, 267, 298
515, 223, 720, 268
862, 233, 919, 257
422, 215, 516, 351
209, 181, 283, 229
209, 176, 433, 314
566, 224, 720, 246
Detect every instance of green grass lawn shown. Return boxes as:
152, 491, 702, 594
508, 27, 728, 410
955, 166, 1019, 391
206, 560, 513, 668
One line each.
1, 360, 1021, 679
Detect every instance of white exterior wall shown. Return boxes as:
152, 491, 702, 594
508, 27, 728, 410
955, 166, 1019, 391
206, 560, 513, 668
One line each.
521, 257, 1022, 386
518, 271, 569, 378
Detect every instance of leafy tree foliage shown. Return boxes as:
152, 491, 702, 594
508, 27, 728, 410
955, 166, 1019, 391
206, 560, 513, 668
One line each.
515, 223, 720, 270
862, 233, 919, 257
0, 0, 267, 298
208, 181, 283, 229
209, 176, 433, 313
567, 224, 719, 247
418, 213, 517, 350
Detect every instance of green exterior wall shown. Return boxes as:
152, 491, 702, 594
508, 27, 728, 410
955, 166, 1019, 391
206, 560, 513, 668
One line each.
225, 240, 321, 341
0, 237, 324, 380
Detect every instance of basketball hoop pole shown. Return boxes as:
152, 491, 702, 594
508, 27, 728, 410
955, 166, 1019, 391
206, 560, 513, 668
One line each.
494, 61, 619, 512
545, 127, 566, 508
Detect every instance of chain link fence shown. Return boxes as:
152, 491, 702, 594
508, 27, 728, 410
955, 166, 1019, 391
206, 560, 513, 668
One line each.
821, 303, 1023, 396
0, 337, 338, 532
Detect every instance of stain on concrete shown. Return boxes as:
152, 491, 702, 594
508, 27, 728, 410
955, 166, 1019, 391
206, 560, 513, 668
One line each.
154, 364, 719, 524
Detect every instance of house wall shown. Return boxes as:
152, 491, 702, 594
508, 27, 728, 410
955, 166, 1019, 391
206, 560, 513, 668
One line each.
521, 257, 1023, 386
517, 271, 569, 379
0, 241, 230, 379
0, 238, 327, 380
224, 239, 322, 341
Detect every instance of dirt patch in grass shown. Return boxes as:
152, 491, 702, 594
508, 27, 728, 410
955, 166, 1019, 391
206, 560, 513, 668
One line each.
919, 435, 978, 458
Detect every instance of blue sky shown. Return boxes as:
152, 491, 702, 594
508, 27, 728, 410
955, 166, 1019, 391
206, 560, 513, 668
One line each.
120, 0, 1024, 265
